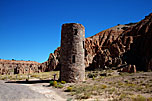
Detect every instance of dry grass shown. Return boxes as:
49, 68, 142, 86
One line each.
1, 70, 152, 100
61, 71, 152, 100
0, 71, 59, 81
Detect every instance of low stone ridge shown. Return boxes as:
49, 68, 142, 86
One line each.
45, 13, 152, 72
0, 59, 47, 75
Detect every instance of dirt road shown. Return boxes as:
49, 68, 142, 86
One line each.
0, 80, 65, 101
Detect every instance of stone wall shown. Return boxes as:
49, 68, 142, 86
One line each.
60, 23, 85, 83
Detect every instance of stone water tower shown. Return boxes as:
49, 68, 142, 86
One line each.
60, 23, 85, 83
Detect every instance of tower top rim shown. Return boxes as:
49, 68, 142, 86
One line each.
62, 23, 85, 29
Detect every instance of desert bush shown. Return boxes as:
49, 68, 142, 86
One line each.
119, 93, 127, 100
92, 76, 95, 80
136, 86, 143, 92
117, 81, 124, 86
100, 84, 107, 89
147, 97, 152, 101
65, 87, 73, 92
132, 95, 147, 101
55, 83, 64, 88
76, 92, 91, 99
49, 81, 54, 86
49, 81, 57, 86
61, 81, 66, 84
49, 81, 64, 88
125, 83, 136, 87
87, 72, 98, 78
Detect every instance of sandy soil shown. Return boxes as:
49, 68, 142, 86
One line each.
22, 83, 67, 101
5, 71, 152, 101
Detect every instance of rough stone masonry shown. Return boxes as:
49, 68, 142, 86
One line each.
60, 23, 85, 83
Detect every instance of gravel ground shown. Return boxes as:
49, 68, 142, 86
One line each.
0, 80, 49, 101
24, 83, 66, 101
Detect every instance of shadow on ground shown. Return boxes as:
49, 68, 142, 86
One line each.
5, 80, 51, 84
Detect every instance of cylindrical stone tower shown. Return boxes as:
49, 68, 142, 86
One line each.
60, 23, 85, 83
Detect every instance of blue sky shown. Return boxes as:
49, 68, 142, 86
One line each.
0, 0, 152, 63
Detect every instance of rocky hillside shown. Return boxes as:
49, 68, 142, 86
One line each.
0, 59, 47, 75
119, 13, 152, 71
46, 13, 152, 71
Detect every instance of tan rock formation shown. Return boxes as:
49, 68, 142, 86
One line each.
0, 59, 45, 75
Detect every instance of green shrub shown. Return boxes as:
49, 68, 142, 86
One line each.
125, 83, 135, 87
100, 84, 107, 89
92, 76, 95, 80
147, 97, 152, 101
49, 81, 54, 86
49, 81, 64, 88
55, 83, 64, 88
50, 81, 57, 86
65, 87, 73, 92
87, 73, 98, 78
61, 81, 66, 84
117, 82, 123, 86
